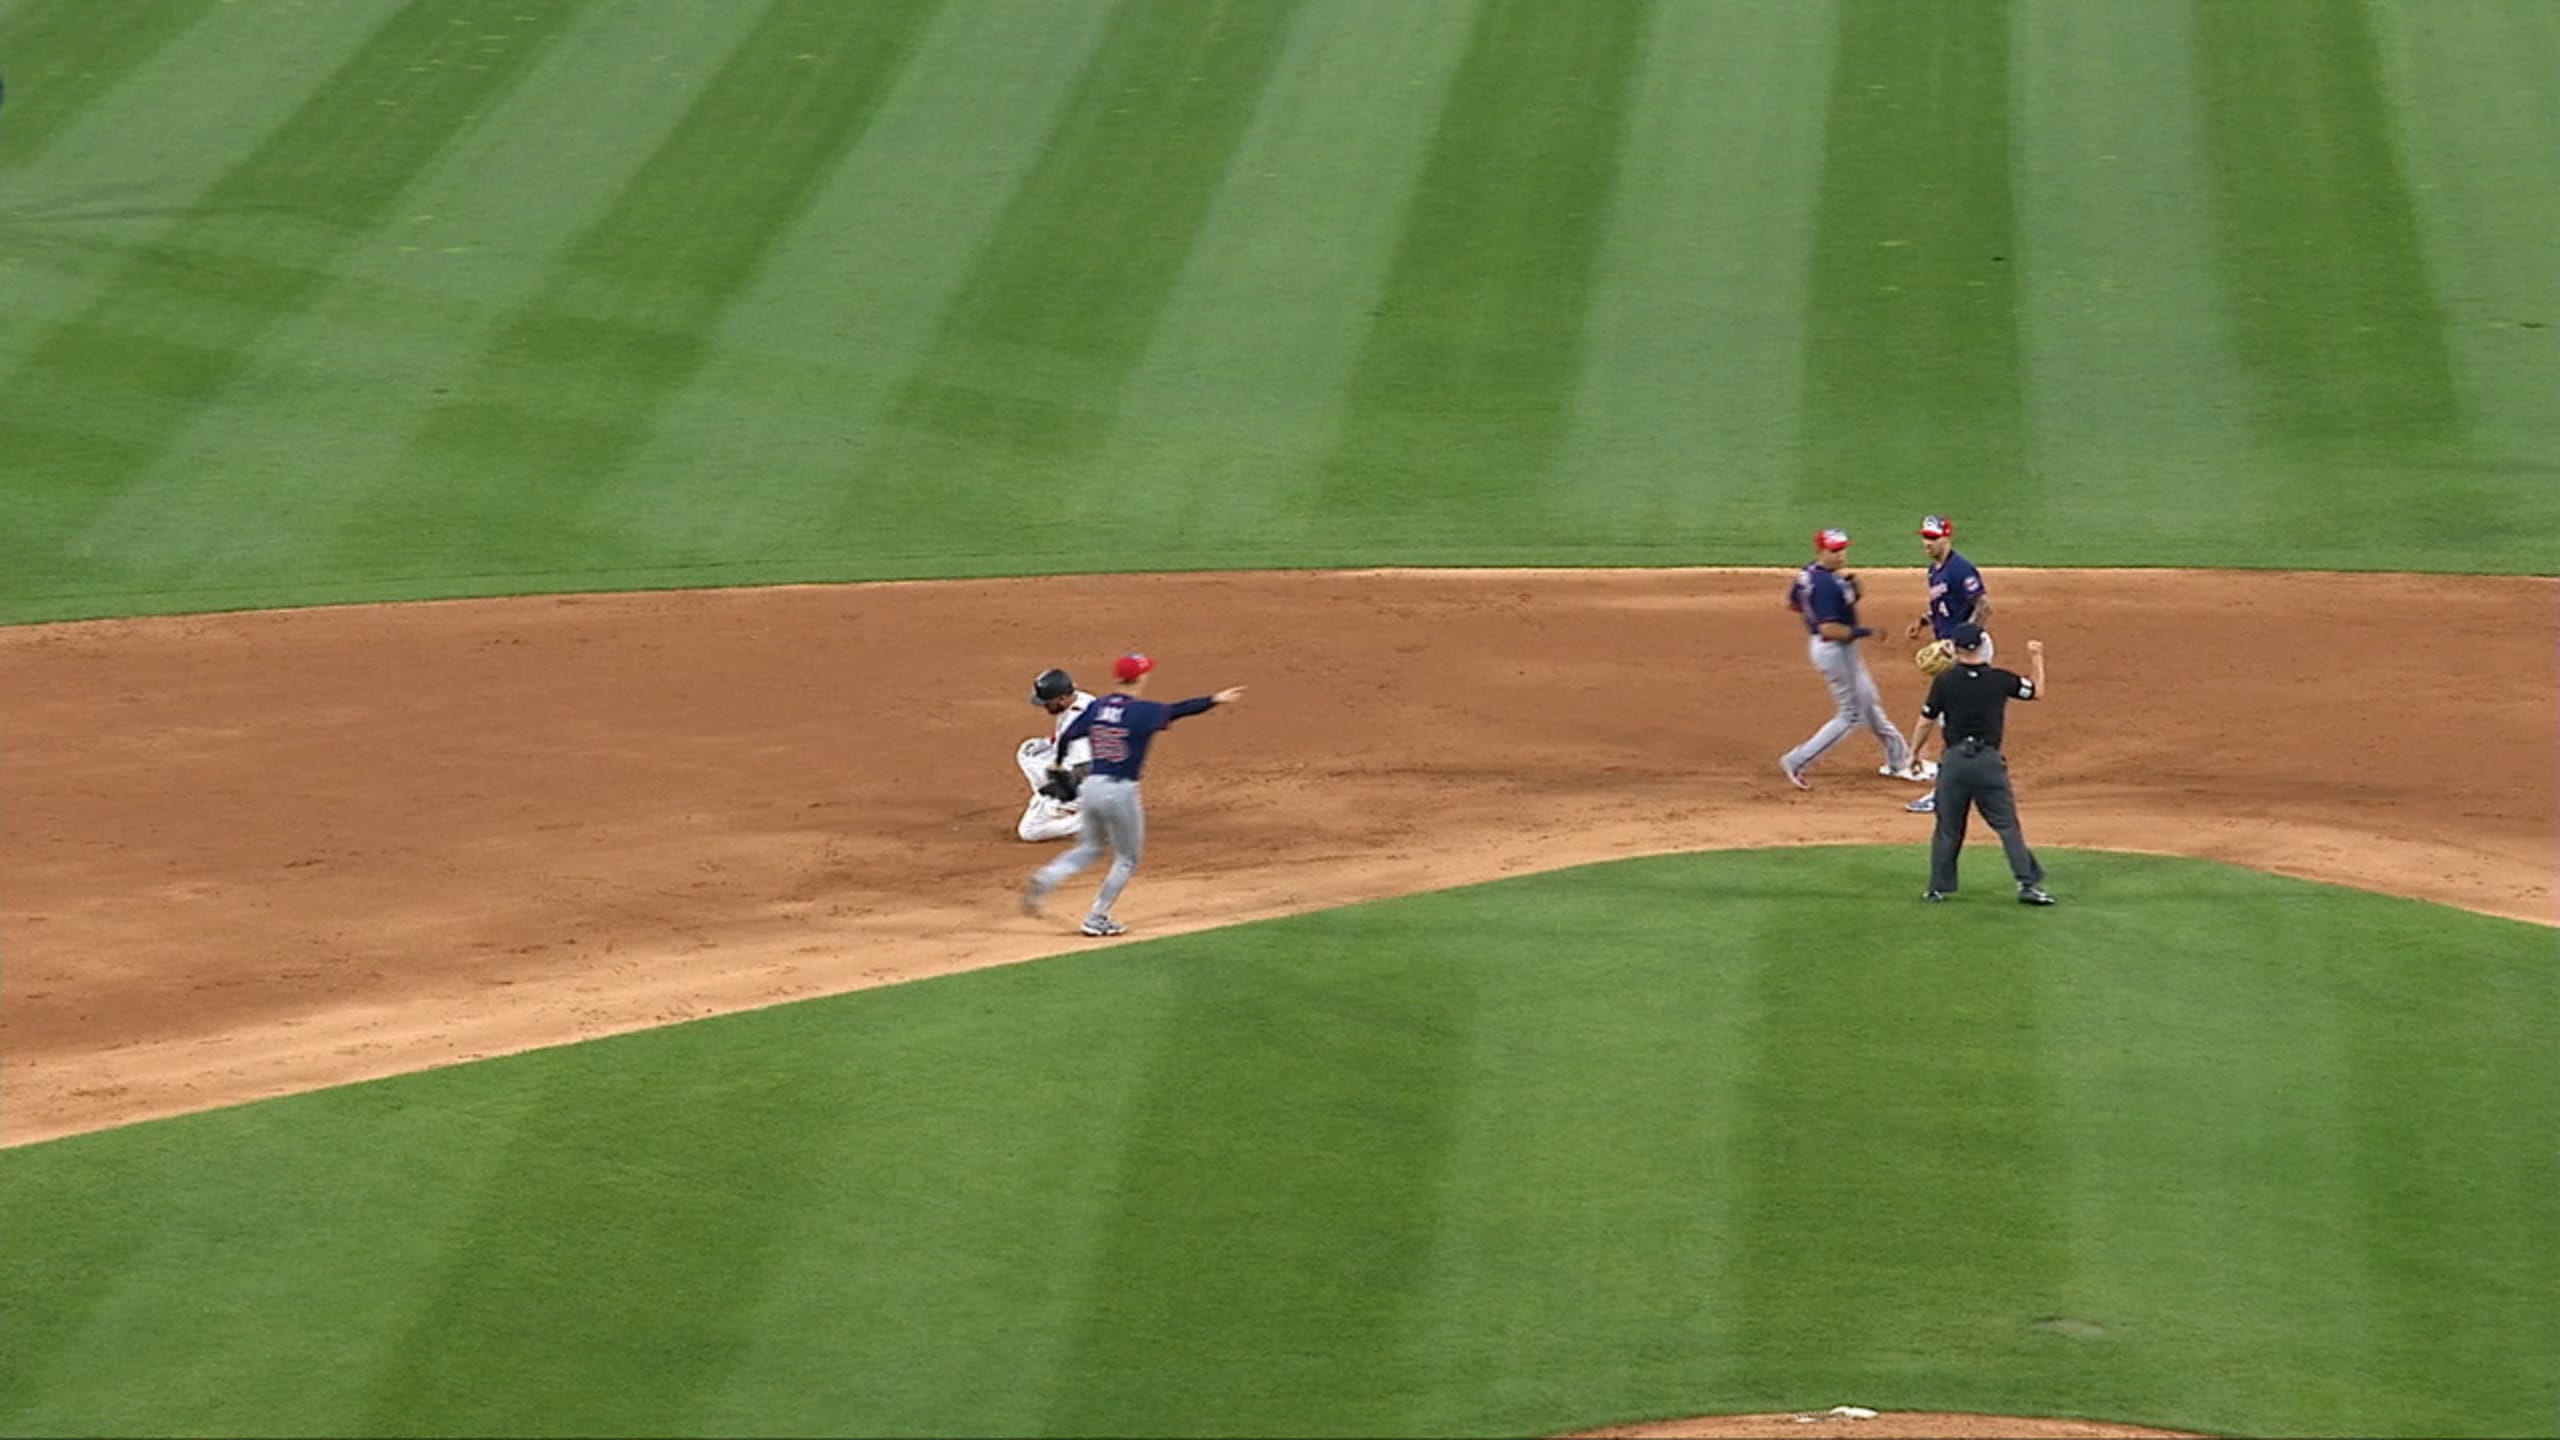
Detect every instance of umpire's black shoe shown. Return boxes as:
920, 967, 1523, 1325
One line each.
2018, 886, 2057, 906
1922, 889, 1948, 903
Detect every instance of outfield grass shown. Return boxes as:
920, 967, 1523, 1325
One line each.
4, 849, 2552, 1439
3, 0, 2555, 623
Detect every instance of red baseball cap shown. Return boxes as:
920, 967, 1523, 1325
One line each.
1813, 528, 1852, 552
1113, 653, 1155, 682
1918, 515, 1955, 539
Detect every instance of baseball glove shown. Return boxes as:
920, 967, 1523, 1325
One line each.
1914, 639, 1955, 675
1039, 766, 1081, 802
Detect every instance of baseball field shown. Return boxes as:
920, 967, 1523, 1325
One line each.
1, 2, 2554, 1438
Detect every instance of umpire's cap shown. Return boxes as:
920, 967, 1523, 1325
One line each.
1031, 668, 1076, 705
1948, 622, 1987, 653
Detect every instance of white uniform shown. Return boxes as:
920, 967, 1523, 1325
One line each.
1015, 690, 1095, 842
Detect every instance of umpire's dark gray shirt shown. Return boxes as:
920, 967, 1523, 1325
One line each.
1921, 664, 2036, 747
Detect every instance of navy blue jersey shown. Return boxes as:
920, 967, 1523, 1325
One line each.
1787, 564, 1858, 635
1926, 550, 1987, 637
1058, 692, 1220, 780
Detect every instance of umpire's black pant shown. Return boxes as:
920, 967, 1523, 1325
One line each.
1930, 738, 2044, 894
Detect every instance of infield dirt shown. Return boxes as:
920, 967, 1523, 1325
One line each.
4, 568, 2552, 1143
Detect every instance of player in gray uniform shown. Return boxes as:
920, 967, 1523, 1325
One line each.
1779, 528, 1924, 789
1022, 653, 1245, 937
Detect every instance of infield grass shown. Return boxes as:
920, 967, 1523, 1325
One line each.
4, 848, 2553, 1439
2, 0, 2555, 622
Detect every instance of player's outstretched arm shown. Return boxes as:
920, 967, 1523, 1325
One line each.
2026, 639, 2046, 695
1166, 688, 1242, 721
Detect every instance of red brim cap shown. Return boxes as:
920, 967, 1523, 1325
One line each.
1918, 516, 1953, 538
1814, 528, 1851, 551
1113, 653, 1154, 682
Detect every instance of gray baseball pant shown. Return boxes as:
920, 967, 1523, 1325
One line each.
1783, 635, 1913, 775
1028, 775, 1143, 922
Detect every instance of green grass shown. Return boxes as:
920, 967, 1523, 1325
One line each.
3, 0, 2556, 623
4, 848, 2553, 1439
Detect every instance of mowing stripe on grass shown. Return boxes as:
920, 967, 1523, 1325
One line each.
0, 0, 223, 168
1721, 904, 2069, 1402
342, 0, 941, 578
1388, 871, 1771, 1435
600, 0, 1122, 562
682, 962, 1187, 1437
1038, 920, 1484, 1436
847, 0, 1307, 511
2342, 949, 2560, 1435
1549, 0, 1836, 547
1, 851, 2553, 1436
0, 1085, 531, 1437
4, 0, 585, 587
0, 1127, 164, 1423
1310, 0, 1647, 526
2036, 897, 2379, 1436
1072, 0, 1480, 543
354, 1037, 834, 1435
1795, 0, 2029, 523
2365, 0, 2560, 563
65, 1, 775, 598
2011, 2, 2264, 556
2190, 0, 2462, 458
0, 0, 393, 365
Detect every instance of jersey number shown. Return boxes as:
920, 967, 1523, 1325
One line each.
1090, 725, 1131, 763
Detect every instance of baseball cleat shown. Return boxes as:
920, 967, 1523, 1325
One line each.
2018, 886, 2057, 906
1906, 794, 1936, 814
1779, 759, 1811, 791
1020, 882, 1045, 917
1922, 890, 1949, 903
1080, 916, 1127, 937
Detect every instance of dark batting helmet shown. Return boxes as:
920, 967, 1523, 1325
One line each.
1030, 668, 1076, 706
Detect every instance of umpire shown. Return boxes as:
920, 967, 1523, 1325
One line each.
1908, 623, 2055, 905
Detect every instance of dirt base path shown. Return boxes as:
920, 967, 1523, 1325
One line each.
4, 568, 2552, 1144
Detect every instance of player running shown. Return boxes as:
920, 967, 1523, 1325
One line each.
1022, 653, 1245, 937
1015, 668, 1095, 842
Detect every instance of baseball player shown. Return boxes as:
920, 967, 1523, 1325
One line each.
1779, 528, 1925, 790
1911, 623, 2054, 905
1905, 513, 1994, 660
1903, 514, 1992, 810
1022, 653, 1245, 937
1014, 668, 1095, 842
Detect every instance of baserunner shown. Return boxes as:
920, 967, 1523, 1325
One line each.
1779, 527, 1921, 789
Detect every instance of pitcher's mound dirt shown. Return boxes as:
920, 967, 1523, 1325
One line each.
3, 567, 2552, 1143
1567, 1411, 2201, 1438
